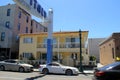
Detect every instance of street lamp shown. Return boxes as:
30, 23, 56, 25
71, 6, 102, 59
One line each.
79, 30, 83, 72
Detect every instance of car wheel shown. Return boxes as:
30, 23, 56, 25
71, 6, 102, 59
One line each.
65, 69, 73, 76
42, 68, 49, 74
19, 67, 24, 72
0, 66, 5, 71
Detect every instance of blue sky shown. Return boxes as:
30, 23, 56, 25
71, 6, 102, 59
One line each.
1, 0, 120, 38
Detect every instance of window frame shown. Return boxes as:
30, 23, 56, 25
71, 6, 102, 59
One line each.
23, 37, 33, 43
1, 32, 5, 41
5, 21, 10, 28
7, 9, 11, 16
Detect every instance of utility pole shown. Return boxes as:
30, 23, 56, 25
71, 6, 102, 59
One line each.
79, 30, 83, 72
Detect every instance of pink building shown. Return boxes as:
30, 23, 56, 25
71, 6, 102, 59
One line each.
0, 4, 47, 59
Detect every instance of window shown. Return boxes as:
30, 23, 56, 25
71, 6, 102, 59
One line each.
31, 20, 33, 26
23, 53, 32, 59
42, 54, 47, 60
26, 16, 29, 23
23, 38, 33, 43
53, 38, 57, 48
16, 35, 19, 42
36, 24, 38, 29
30, 0, 32, 5
1, 32, 5, 41
71, 53, 77, 60
18, 11, 21, 18
18, 23, 20, 31
34, 0, 37, 9
66, 38, 79, 48
43, 38, 47, 48
112, 48, 115, 59
7, 9, 11, 16
53, 38, 57, 44
26, 27, 28, 33
75, 38, 79, 43
5, 21, 10, 28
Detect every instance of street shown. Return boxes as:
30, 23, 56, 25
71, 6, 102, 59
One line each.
0, 71, 93, 80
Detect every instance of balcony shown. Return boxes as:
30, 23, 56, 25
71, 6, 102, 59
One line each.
37, 42, 84, 52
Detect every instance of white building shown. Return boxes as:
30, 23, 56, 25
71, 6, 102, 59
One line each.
88, 38, 105, 62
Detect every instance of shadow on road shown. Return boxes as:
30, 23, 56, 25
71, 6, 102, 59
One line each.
25, 74, 46, 80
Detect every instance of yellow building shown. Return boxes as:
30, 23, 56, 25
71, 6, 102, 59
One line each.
19, 31, 89, 66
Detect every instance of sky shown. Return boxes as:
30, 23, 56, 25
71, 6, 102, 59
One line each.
1, 0, 120, 38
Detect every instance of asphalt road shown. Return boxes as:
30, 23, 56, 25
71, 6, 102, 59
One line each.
0, 71, 93, 80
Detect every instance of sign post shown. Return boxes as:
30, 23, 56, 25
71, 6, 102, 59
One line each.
47, 9, 53, 64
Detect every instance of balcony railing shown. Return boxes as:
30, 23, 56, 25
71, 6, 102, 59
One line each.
37, 42, 84, 48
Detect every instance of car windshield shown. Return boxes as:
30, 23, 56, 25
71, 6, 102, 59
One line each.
17, 61, 26, 64
99, 62, 120, 70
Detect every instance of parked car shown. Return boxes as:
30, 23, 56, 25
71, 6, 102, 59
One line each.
39, 62, 79, 75
92, 62, 120, 80
0, 59, 33, 72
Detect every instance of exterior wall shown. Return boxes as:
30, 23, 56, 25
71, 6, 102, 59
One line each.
0, 4, 16, 58
88, 38, 105, 62
14, 6, 31, 34
100, 39, 115, 65
0, 26, 12, 48
31, 20, 47, 33
0, 4, 47, 59
99, 33, 120, 65
19, 31, 89, 66
113, 34, 120, 57
19, 34, 37, 60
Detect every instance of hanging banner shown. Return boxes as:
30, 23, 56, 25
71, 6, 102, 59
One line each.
13, 0, 47, 18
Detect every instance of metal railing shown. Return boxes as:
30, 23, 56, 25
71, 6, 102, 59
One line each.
37, 42, 84, 48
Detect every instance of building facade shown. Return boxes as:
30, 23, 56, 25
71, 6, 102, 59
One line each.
99, 33, 120, 65
0, 4, 47, 59
88, 38, 105, 63
19, 31, 89, 66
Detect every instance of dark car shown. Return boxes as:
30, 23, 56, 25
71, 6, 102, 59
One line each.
92, 62, 120, 80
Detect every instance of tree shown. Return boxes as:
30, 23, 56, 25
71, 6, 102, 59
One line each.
89, 56, 96, 61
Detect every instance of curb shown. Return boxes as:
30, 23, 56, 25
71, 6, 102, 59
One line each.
33, 69, 39, 72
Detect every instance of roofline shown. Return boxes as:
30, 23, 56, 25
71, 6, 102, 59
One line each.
99, 32, 120, 46
19, 31, 89, 36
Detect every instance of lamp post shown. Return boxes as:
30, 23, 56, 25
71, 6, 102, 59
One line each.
79, 30, 83, 72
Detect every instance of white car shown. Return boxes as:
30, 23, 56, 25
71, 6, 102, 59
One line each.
0, 59, 33, 72
39, 62, 79, 75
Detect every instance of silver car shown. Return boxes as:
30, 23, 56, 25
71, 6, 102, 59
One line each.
0, 59, 33, 72
39, 62, 79, 75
